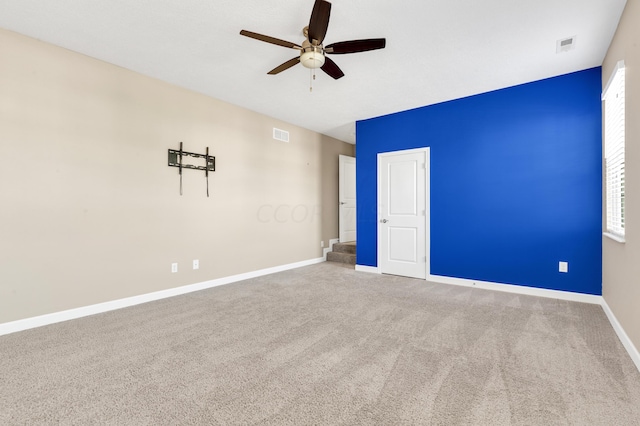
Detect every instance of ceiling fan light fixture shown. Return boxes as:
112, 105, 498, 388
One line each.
240, 0, 386, 80
300, 46, 325, 69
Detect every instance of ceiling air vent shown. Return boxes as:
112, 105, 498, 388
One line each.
273, 128, 290, 143
556, 36, 576, 53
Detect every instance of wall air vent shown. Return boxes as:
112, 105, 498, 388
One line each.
556, 36, 576, 53
273, 128, 290, 142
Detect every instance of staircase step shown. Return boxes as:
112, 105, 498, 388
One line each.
327, 251, 356, 265
332, 242, 356, 255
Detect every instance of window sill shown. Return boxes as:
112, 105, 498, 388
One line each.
604, 232, 626, 244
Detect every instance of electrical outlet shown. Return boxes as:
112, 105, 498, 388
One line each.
321, 241, 324, 248
193, 259, 199, 270
171, 263, 178, 273
559, 261, 568, 273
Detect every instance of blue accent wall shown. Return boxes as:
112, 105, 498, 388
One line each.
356, 68, 602, 295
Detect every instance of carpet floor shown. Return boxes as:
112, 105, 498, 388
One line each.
1, 262, 639, 425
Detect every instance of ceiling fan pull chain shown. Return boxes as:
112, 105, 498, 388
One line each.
310, 67, 313, 92
313, 49, 317, 81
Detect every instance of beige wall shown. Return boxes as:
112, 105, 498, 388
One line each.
602, 1, 640, 352
0, 29, 353, 324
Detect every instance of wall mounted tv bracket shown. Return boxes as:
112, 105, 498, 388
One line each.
168, 142, 216, 196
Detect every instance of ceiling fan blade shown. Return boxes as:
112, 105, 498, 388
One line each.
308, 0, 331, 45
240, 30, 301, 50
321, 57, 344, 80
325, 38, 386, 54
268, 57, 300, 75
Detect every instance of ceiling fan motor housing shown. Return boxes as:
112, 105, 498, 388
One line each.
300, 40, 325, 69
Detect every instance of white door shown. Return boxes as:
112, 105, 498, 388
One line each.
378, 148, 429, 279
339, 155, 356, 242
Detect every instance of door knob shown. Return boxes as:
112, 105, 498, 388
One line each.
380, 219, 388, 223
340, 202, 346, 205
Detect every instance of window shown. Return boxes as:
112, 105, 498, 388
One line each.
603, 60, 625, 241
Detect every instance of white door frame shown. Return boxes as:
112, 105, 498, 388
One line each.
377, 147, 430, 278
339, 155, 356, 242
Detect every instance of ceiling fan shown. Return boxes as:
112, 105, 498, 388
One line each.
240, 0, 386, 80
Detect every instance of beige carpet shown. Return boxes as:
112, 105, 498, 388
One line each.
1, 262, 639, 425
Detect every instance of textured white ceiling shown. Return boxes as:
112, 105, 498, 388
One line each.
0, 0, 627, 143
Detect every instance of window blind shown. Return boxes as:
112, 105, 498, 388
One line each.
602, 61, 625, 238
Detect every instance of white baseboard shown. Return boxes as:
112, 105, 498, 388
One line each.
356, 266, 600, 304
333, 263, 639, 373
0, 256, 325, 337
427, 274, 603, 305
427, 274, 639, 373
323, 238, 340, 260
601, 298, 640, 373
355, 264, 380, 274
3, 258, 638, 375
